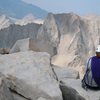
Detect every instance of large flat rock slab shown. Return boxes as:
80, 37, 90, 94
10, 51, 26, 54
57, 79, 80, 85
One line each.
0, 51, 62, 100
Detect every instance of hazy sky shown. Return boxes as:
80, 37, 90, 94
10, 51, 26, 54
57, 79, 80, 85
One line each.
22, 0, 100, 15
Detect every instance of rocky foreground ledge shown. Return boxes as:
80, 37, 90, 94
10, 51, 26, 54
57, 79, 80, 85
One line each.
0, 51, 100, 100
60, 79, 100, 100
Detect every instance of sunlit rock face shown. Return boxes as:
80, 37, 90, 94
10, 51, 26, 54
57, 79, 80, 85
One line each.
37, 12, 100, 77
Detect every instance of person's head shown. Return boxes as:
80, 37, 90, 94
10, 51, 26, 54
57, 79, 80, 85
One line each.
96, 45, 100, 58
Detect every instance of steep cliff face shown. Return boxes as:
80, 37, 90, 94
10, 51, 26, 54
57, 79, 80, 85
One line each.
37, 13, 100, 75
0, 23, 41, 48
36, 13, 60, 56
37, 13, 60, 48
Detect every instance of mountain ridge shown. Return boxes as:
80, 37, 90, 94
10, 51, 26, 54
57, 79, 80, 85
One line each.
0, 0, 48, 18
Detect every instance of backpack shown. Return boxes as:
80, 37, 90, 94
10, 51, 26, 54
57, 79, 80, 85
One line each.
91, 56, 100, 87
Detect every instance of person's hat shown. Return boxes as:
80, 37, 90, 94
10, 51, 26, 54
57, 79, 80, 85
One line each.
96, 45, 100, 52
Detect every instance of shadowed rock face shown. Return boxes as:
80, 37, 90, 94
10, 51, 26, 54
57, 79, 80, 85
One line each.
0, 23, 41, 49
36, 12, 100, 76
60, 84, 85, 100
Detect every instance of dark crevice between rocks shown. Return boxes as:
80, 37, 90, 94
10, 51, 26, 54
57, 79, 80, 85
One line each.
50, 64, 59, 82
50, 59, 85, 100
9, 88, 32, 100
50, 63, 65, 100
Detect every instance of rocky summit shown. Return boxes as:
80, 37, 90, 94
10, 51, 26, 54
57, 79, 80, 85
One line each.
0, 12, 100, 100
0, 12, 100, 75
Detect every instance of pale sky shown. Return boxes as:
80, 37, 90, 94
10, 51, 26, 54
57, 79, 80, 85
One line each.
22, 0, 100, 15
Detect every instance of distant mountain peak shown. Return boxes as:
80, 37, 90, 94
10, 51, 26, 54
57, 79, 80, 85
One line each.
0, 0, 48, 19
23, 14, 36, 19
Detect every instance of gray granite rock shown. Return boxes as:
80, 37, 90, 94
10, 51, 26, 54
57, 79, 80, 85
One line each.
52, 65, 79, 80
0, 51, 62, 100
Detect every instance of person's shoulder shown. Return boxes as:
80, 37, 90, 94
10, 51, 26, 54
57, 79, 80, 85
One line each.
88, 56, 93, 60
91, 56, 96, 59
88, 56, 97, 63
86, 56, 95, 64
87, 56, 95, 62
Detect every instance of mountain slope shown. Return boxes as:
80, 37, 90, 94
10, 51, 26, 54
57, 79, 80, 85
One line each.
36, 13, 100, 77
0, 0, 48, 18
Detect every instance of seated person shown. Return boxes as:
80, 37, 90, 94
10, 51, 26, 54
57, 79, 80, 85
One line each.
82, 45, 100, 90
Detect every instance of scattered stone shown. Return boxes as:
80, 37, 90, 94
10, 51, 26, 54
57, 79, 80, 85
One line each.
0, 48, 10, 54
